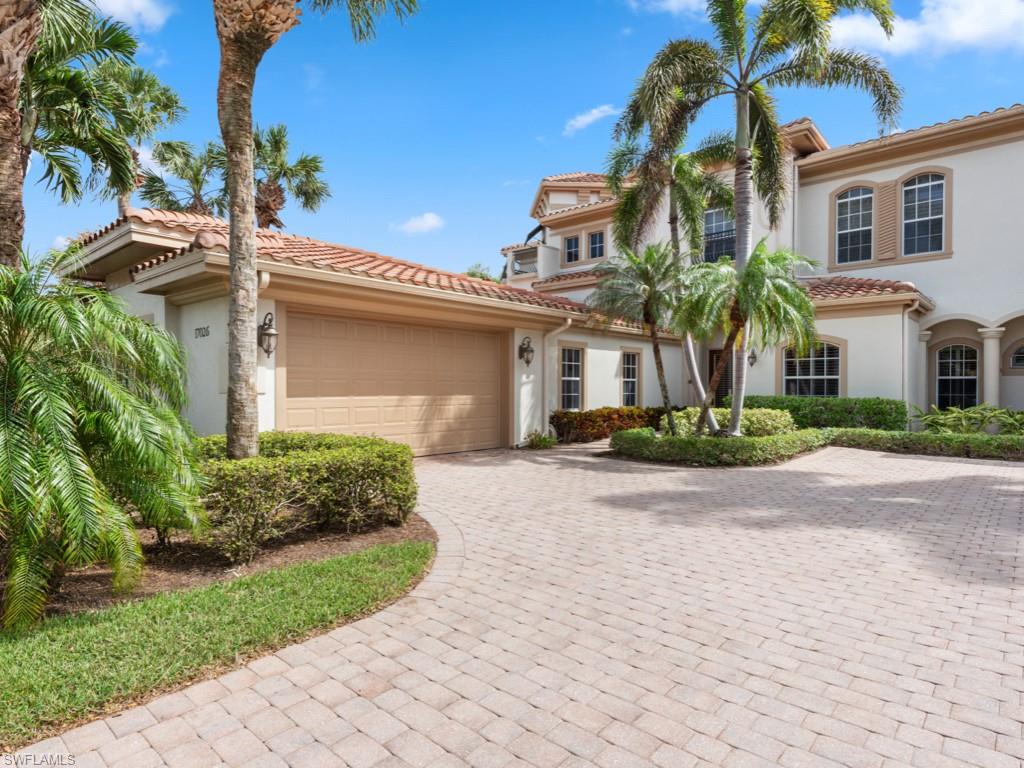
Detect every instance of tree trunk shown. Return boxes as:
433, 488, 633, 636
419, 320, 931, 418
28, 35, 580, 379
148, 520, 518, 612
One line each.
217, 37, 268, 459
117, 191, 132, 218
0, 3, 42, 269
649, 322, 677, 437
696, 320, 741, 436
667, 183, 720, 433
729, 88, 755, 436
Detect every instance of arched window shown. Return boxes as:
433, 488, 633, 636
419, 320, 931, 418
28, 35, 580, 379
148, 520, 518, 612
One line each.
836, 187, 873, 264
1011, 347, 1024, 369
903, 173, 945, 256
936, 344, 978, 409
784, 342, 841, 397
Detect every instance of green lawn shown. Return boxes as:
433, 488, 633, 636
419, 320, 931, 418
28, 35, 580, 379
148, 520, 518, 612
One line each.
0, 540, 434, 750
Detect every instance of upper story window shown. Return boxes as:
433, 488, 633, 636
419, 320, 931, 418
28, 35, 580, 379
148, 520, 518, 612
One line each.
903, 173, 945, 256
564, 235, 580, 263
936, 344, 977, 409
784, 342, 840, 397
588, 231, 605, 260
836, 187, 873, 264
703, 208, 735, 263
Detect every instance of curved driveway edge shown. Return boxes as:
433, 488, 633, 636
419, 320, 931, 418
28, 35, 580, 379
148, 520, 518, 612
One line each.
18, 445, 1024, 768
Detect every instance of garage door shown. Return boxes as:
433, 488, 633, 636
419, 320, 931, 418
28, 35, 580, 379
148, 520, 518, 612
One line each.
283, 310, 504, 455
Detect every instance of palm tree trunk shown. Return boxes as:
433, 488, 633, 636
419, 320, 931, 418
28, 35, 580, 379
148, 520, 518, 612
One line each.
729, 87, 755, 436
696, 322, 741, 435
217, 38, 267, 459
648, 323, 677, 437
0, 3, 42, 269
117, 191, 132, 218
667, 184, 720, 432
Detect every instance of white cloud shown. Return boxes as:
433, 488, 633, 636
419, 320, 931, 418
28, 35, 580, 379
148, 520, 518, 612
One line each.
563, 104, 620, 137
51, 235, 71, 251
621, 26, 634, 36
394, 212, 445, 235
832, 0, 1024, 55
136, 144, 159, 173
95, 0, 173, 32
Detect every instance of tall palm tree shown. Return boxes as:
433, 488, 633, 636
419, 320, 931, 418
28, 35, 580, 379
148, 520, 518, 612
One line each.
589, 243, 683, 436
607, 133, 733, 432
0, 248, 203, 628
253, 123, 330, 229
622, 0, 901, 434
93, 61, 186, 216
139, 140, 227, 216
213, 0, 417, 459
677, 242, 816, 434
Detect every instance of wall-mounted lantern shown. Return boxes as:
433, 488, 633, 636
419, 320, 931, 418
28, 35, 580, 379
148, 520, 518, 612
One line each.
747, 348, 758, 367
518, 336, 535, 366
258, 312, 279, 358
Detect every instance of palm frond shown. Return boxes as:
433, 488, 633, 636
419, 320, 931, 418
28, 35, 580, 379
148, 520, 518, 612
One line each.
748, 84, 788, 229
307, 0, 419, 42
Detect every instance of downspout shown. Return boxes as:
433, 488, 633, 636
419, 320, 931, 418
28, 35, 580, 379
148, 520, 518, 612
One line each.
541, 317, 573, 438
904, 298, 922, 427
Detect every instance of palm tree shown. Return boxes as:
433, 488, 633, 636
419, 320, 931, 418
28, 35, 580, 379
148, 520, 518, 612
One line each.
607, 133, 733, 432
622, 0, 901, 434
589, 243, 683, 436
93, 61, 186, 216
139, 140, 227, 216
253, 124, 330, 229
677, 242, 816, 435
0, 247, 203, 629
212, 0, 417, 459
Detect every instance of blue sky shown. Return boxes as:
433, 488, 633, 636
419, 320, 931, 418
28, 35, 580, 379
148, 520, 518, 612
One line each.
26, 0, 1024, 275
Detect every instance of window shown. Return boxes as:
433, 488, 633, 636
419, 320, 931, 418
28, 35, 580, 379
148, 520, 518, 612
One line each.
703, 208, 736, 262
936, 344, 978, 409
784, 342, 840, 397
564, 235, 580, 263
560, 347, 583, 410
622, 351, 639, 407
903, 173, 945, 256
836, 187, 873, 264
1012, 347, 1024, 369
588, 231, 605, 260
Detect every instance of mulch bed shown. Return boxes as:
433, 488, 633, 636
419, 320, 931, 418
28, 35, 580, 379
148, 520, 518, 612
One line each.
47, 514, 437, 617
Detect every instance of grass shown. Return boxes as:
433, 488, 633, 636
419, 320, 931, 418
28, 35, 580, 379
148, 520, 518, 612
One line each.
0, 540, 434, 750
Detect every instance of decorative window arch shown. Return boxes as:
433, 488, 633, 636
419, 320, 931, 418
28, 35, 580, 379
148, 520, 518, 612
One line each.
902, 172, 946, 256
936, 343, 978, 409
836, 186, 874, 264
782, 341, 842, 397
1012, 347, 1024, 369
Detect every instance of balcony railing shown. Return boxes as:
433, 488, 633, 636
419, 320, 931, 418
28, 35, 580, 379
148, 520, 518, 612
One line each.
513, 260, 538, 275
703, 229, 736, 263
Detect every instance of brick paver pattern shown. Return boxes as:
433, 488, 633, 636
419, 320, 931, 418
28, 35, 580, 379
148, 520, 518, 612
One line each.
20, 446, 1024, 767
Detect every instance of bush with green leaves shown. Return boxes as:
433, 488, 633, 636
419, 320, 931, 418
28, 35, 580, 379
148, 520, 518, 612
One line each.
549, 406, 669, 443
201, 434, 417, 564
0, 251, 203, 629
826, 428, 1024, 461
915, 404, 1024, 435
733, 395, 908, 430
610, 427, 827, 466
523, 431, 558, 449
661, 407, 795, 437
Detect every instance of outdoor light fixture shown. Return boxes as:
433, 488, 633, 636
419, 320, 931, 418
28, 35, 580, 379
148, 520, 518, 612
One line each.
747, 349, 758, 367
258, 312, 279, 358
518, 336, 535, 366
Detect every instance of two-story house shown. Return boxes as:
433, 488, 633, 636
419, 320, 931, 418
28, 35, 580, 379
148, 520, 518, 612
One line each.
504, 105, 1024, 417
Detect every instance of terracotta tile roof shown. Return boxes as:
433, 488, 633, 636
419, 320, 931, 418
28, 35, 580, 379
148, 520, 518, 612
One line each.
91, 209, 592, 315
542, 172, 607, 183
803, 275, 921, 301
532, 270, 600, 287
500, 240, 541, 254
541, 197, 616, 220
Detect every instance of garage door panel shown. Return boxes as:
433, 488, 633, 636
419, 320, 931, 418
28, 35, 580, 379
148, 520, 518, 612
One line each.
284, 311, 503, 455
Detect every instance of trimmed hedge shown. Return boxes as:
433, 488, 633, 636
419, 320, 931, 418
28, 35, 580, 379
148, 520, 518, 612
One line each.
549, 406, 669, 443
826, 428, 1024, 461
199, 432, 417, 563
661, 407, 795, 437
610, 427, 828, 466
730, 395, 908, 431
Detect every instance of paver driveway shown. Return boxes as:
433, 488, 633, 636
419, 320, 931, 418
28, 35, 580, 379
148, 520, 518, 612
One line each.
22, 446, 1024, 767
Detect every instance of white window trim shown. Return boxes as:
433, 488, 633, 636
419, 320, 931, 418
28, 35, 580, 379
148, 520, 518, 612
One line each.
935, 343, 979, 409
563, 235, 581, 264
903, 173, 946, 257
835, 186, 874, 265
783, 342, 842, 398
559, 345, 585, 411
621, 349, 641, 407
587, 229, 606, 260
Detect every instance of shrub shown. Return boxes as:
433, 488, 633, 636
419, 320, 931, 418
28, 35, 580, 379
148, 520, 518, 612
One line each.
826, 428, 1024, 461
524, 431, 558, 449
610, 428, 827, 466
733, 395, 908, 430
661, 407, 795, 437
549, 406, 669, 443
916, 404, 1024, 435
196, 431, 382, 460
201, 435, 417, 563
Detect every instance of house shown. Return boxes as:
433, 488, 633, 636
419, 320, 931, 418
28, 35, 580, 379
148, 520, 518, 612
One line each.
74, 104, 1024, 455
505, 105, 1024, 415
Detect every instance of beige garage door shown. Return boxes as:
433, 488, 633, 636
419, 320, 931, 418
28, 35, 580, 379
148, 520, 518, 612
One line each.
284, 310, 504, 455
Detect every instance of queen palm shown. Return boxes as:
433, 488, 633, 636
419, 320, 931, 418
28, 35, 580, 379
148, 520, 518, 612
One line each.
623, 0, 902, 434
253, 124, 330, 229
139, 140, 227, 216
0, 248, 203, 628
212, 0, 417, 459
607, 133, 733, 432
677, 242, 816, 434
589, 243, 683, 436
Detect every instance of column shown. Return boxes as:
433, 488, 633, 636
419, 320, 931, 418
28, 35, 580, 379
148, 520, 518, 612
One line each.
917, 330, 932, 417
979, 327, 1005, 407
